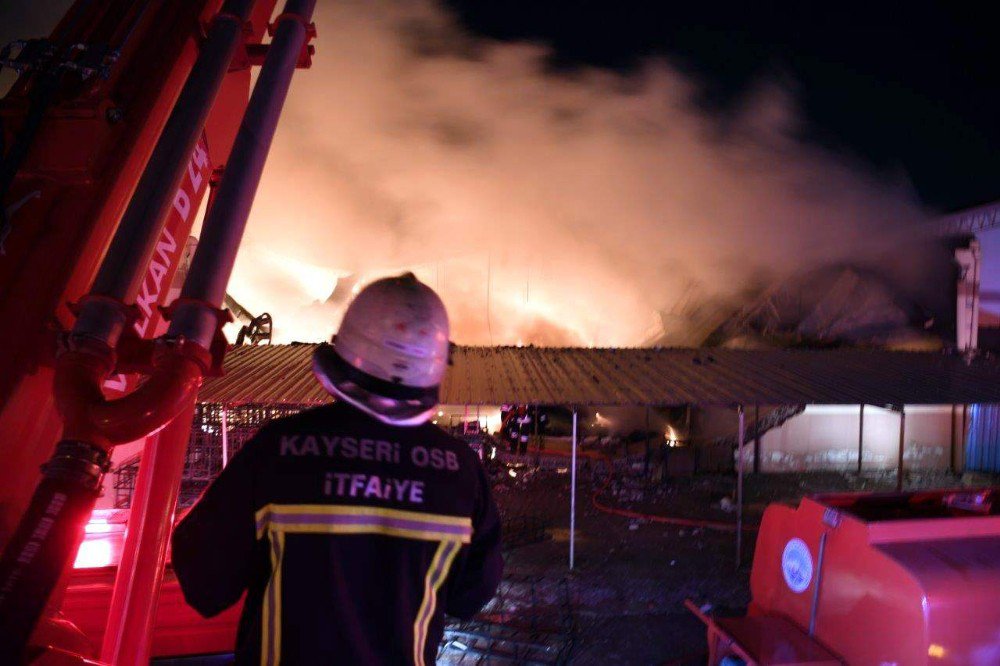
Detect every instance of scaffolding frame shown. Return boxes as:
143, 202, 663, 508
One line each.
113, 403, 304, 508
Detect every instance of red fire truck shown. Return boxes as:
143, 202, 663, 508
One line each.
0, 0, 314, 661
62, 508, 243, 662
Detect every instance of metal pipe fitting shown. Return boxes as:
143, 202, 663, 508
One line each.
53, 341, 207, 447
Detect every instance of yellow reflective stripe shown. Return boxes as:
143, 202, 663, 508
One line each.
412, 540, 461, 666
261, 530, 285, 666
274, 532, 284, 665
254, 503, 472, 543
260, 504, 471, 525
254, 504, 470, 665
261, 523, 465, 543
255, 503, 471, 537
413, 543, 446, 666
260, 534, 270, 666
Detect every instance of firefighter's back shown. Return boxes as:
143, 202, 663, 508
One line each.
174, 401, 501, 666
174, 274, 502, 665
252, 401, 483, 664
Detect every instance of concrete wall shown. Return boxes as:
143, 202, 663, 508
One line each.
743, 405, 960, 472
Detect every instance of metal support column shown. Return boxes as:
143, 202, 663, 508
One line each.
221, 405, 230, 468
534, 405, 541, 466
896, 406, 906, 493
961, 404, 969, 474
950, 404, 957, 474
644, 407, 651, 478
570, 409, 578, 571
736, 404, 745, 569
857, 404, 865, 474
752, 404, 761, 474
100, 397, 198, 664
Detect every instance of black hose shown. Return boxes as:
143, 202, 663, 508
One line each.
0, 440, 110, 659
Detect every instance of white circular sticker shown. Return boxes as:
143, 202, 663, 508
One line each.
781, 538, 813, 594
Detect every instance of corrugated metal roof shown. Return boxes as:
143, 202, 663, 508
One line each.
198, 344, 1000, 407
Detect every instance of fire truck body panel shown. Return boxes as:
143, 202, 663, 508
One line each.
747, 492, 1000, 665
0, 0, 274, 541
62, 568, 241, 659
0, 0, 289, 657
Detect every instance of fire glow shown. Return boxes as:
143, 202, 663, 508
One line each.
224, 0, 935, 347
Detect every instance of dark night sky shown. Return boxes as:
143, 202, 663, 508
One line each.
447, 0, 1000, 213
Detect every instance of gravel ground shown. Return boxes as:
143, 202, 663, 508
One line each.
485, 464, 998, 664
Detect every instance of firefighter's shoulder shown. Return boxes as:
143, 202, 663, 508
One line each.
235, 404, 336, 455
261, 403, 341, 432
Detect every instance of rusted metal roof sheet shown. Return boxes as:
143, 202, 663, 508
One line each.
199, 344, 1000, 407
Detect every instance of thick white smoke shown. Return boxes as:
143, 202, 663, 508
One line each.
226, 0, 935, 345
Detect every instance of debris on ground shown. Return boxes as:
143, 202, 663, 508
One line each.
461, 455, 992, 663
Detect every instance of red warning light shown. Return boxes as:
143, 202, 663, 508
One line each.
73, 509, 127, 570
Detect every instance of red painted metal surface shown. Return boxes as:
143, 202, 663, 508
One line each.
100, 397, 199, 664
0, 0, 279, 657
101, 136, 211, 399
54, 344, 206, 447
686, 600, 840, 666
61, 563, 242, 659
28, 613, 101, 664
0, 0, 218, 536
58, 510, 242, 658
0, 0, 275, 536
748, 490, 1000, 665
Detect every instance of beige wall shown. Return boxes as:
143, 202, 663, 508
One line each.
744, 405, 959, 472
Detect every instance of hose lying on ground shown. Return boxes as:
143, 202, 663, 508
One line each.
503, 445, 761, 531
590, 472, 760, 532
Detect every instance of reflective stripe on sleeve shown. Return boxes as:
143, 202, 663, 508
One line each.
412, 540, 461, 666
261, 530, 285, 666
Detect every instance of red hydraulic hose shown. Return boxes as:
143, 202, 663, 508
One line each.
101, 0, 317, 660
524, 445, 758, 531
0, 342, 206, 658
53, 344, 205, 447
577, 451, 759, 532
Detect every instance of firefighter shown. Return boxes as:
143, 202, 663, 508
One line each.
172, 273, 503, 665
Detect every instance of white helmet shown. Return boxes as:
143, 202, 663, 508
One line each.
313, 273, 450, 426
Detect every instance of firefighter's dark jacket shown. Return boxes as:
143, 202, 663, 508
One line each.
172, 402, 503, 665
